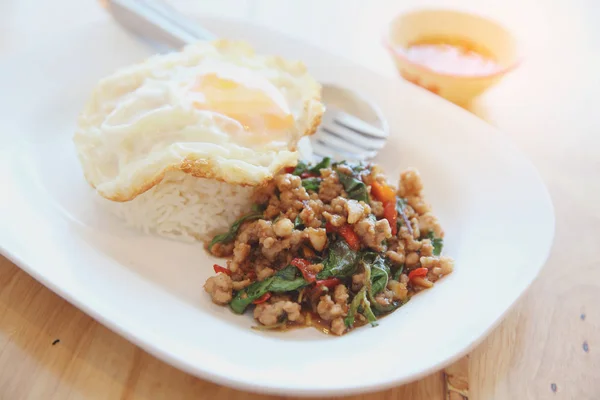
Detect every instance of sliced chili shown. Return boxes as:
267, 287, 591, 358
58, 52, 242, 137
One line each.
408, 267, 428, 281
338, 224, 360, 251
371, 181, 399, 236
315, 278, 341, 289
383, 200, 398, 236
213, 264, 231, 276
253, 292, 271, 304
291, 258, 316, 283
371, 181, 396, 204
325, 222, 337, 233
300, 172, 318, 179
284, 166, 296, 173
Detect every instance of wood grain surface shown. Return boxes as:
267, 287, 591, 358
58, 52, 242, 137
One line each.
1, 0, 599, 399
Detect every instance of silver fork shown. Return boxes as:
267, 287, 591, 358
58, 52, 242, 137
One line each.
105, 0, 389, 162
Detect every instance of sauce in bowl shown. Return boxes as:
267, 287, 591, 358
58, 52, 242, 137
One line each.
400, 36, 501, 76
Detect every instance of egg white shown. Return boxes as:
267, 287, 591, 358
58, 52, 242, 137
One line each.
74, 40, 323, 202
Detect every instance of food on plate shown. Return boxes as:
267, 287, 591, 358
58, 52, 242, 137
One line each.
73, 40, 324, 240
204, 159, 453, 335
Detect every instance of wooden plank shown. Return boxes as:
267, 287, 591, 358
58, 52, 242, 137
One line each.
0, 257, 449, 400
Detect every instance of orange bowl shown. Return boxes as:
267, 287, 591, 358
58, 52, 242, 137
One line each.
384, 9, 520, 105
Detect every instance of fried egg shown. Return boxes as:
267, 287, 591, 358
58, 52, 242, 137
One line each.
74, 40, 323, 202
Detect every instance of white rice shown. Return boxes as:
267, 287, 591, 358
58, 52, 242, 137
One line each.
103, 170, 255, 242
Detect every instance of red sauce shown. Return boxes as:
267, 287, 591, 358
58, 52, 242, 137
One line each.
400, 36, 501, 76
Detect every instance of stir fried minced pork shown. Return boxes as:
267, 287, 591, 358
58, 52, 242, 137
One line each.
204, 159, 453, 335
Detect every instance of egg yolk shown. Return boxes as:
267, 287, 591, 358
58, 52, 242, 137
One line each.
190, 71, 294, 135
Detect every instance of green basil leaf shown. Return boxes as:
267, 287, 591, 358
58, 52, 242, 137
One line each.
292, 160, 309, 176
332, 161, 369, 175
427, 231, 444, 256
294, 214, 304, 229
370, 257, 391, 295
392, 264, 405, 281
309, 157, 331, 174
229, 278, 273, 314
360, 251, 389, 295
337, 172, 369, 203
358, 261, 379, 326
344, 286, 366, 327
361, 296, 379, 327
362, 253, 399, 316
301, 177, 321, 192
269, 277, 308, 293
371, 299, 406, 315
317, 240, 359, 279
274, 265, 299, 281
208, 211, 263, 251
230, 266, 309, 314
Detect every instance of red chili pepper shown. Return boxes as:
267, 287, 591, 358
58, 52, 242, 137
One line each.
338, 224, 361, 251
315, 278, 341, 289
371, 181, 396, 204
300, 172, 318, 179
253, 292, 271, 304
325, 222, 337, 233
213, 264, 231, 276
383, 200, 398, 236
291, 258, 316, 283
284, 166, 296, 173
408, 267, 428, 281
371, 181, 399, 236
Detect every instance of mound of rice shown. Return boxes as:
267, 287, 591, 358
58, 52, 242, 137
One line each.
103, 171, 255, 242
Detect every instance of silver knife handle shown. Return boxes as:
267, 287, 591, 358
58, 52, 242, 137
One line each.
106, 0, 217, 48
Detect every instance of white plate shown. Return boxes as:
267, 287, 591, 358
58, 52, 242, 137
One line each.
0, 18, 554, 396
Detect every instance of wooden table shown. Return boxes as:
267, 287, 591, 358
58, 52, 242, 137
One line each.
1, 0, 599, 398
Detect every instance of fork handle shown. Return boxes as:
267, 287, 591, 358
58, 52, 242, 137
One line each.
106, 0, 216, 48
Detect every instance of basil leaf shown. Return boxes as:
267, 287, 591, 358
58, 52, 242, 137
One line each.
361, 251, 388, 293
292, 160, 309, 176
427, 231, 443, 256
362, 256, 394, 317
294, 214, 304, 229
333, 161, 368, 175
392, 264, 405, 281
337, 172, 369, 203
208, 211, 263, 251
362, 252, 390, 295
372, 298, 406, 315
357, 261, 379, 326
293, 157, 331, 178
229, 278, 273, 314
317, 240, 359, 279
229, 266, 309, 314
361, 296, 379, 327
269, 277, 308, 293
302, 177, 321, 192
344, 286, 366, 327
309, 157, 331, 173
274, 265, 299, 281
